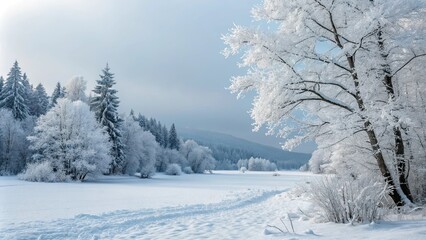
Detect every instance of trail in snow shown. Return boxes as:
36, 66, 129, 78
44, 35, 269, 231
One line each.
0, 189, 285, 240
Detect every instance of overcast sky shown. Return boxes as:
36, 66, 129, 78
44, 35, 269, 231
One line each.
0, 0, 315, 153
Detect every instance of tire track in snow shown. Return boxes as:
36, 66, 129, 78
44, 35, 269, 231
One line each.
0, 189, 287, 240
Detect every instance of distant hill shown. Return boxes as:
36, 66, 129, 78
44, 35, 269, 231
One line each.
179, 128, 311, 170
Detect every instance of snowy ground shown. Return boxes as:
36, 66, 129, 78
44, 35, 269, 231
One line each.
1, 171, 425, 239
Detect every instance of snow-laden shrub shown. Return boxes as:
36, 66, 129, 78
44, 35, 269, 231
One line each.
240, 167, 247, 173
237, 157, 277, 171
165, 163, 182, 176
18, 161, 67, 182
183, 166, 193, 174
180, 140, 216, 173
308, 175, 391, 223
156, 148, 187, 172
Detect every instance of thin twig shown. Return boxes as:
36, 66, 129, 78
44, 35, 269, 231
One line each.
288, 213, 295, 233
266, 225, 286, 234
279, 217, 290, 233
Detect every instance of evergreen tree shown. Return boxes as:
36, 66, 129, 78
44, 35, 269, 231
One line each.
50, 82, 62, 108
129, 109, 135, 120
33, 83, 49, 117
60, 86, 66, 98
168, 123, 179, 150
137, 113, 147, 130
156, 121, 164, 145
0, 76, 4, 93
162, 125, 169, 148
21, 73, 36, 116
90, 64, 125, 174
0, 61, 29, 120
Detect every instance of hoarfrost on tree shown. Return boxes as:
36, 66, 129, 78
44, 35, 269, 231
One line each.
122, 115, 157, 178
26, 99, 111, 181
90, 64, 125, 174
223, 0, 426, 206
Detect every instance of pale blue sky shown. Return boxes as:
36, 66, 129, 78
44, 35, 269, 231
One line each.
0, 0, 315, 153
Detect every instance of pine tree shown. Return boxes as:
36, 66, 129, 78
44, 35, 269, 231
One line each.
129, 109, 135, 120
90, 64, 125, 174
168, 123, 179, 150
137, 113, 147, 130
50, 82, 62, 108
21, 73, 36, 116
0, 76, 4, 93
156, 121, 164, 145
60, 86, 66, 98
33, 83, 49, 117
162, 125, 169, 148
0, 61, 29, 120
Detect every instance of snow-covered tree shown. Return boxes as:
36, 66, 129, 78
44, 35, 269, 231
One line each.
122, 116, 158, 178
50, 82, 63, 108
90, 64, 125, 174
161, 125, 169, 148
180, 140, 216, 173
21, 73, 34, 115
223, 0, 426, 206
27, 99, 111, 181
0, 61, 29, 120
237, 157, 277, 171
0, 76, 4, 93
155, 148, 187, 172
165, 163, 182, 176
65, 76, 87, 102
137, 113, 148, 130
32, 83, 49, 117
0, 109, 27, 174
168, 123, 179, 150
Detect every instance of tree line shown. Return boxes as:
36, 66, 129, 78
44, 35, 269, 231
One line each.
0, 61, 216, 181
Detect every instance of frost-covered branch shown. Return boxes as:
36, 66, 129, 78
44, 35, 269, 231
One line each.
391, 53, 426, 77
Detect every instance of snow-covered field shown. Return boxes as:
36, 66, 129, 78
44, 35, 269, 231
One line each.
1, 171, 425, 239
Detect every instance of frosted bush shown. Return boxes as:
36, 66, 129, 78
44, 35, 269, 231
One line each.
308, 175, 391, 223
165, 163, 182, 176
140, 165, 156, 178
240, 167, 247, 173
18, 161, 67, 182
183, 166, 193, 174
156, 148, 187, 172
237, 157, 277, 171
180, 140, 216, 173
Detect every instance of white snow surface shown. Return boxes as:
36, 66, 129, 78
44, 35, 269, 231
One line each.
1, 171, 425, 239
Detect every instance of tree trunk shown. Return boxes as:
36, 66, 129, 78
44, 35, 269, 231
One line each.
377, 29, 413, 202
326, 8, 411, 206
347, 55, 407, 206
364, 120, 404, 206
